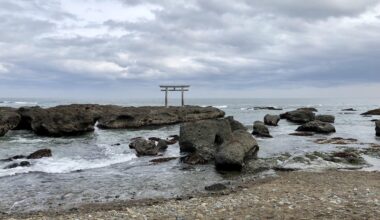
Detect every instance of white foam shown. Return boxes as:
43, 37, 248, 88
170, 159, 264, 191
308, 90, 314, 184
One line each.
0, 154, 137, 177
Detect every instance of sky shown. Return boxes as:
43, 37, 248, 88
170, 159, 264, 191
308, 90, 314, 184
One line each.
0, 0, 380, 99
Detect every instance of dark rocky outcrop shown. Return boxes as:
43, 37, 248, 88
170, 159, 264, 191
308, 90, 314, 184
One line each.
297, 107, 318, 112
376, 121, 380, 137
0, 107, 21, 136
5, 105, 224, 137
27, 149, 52, 159
280, 110, 315, 124
4, 161, 30, 169
264, 114, 280, 126
252, 121, 272, 138
315, 115, 335, 123
215, 130, 259, 171
226, 116, 246, 131
342, 108, 356, 111
296, 120, 336, 134
97, 106, 225, 129
179, 117, 259, 170
289, 132, 314, 137
149, 157, 178, 164
362, 108, 380, 116
254, 107, 283, 111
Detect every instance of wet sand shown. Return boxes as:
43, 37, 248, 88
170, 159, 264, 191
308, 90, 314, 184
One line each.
4, 170, 380, 220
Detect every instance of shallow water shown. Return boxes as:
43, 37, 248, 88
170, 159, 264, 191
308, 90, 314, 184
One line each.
0, 98, 379, 213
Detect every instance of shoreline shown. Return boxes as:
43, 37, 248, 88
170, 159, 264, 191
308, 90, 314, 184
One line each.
4, 170, 380, 219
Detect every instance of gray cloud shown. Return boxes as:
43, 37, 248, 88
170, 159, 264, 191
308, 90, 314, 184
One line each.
1, 0, 380, 98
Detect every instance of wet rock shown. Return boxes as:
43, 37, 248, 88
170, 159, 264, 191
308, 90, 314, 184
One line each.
297, 107, 318, 112
315, 137, 357, 145
168, 135, 179, 141
289, 132, 314, 137
264, 114, 280, 126
371, 119, 379, 122
306, 149, 367, 166
0, 155, 26, 162
215, 130, 259, 171
315, 115, 335, 123
296, 120, 336, 134
252, 121, 272, 138
362, 108, 380, 116
148, 137, 161, 142
205, 183, 227, 191
179, 118, 233, 162
27, 149, 52, 159
4, 161, 30, 169
280, 110, 315, 124
0, 107, 21, 137
226, 116, 246, 131
243, 158, 278, 174
131, 139, 159, 156
180, 153, 208, 165
157, 139, 168, 151
254, 107, 283, 111
376, 121, 380, 137
342, 108, 356, 111
150, 157, 178, 164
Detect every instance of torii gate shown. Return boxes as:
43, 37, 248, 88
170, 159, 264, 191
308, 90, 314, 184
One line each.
160, 85, 190, 107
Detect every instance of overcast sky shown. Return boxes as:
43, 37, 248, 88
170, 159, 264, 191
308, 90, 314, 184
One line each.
1, 0, 380, 99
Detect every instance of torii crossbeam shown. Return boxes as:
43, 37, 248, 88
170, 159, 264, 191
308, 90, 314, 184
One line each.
159, 85, 190, 107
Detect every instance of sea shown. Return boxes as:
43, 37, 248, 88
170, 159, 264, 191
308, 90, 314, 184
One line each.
0, 97, 379, 213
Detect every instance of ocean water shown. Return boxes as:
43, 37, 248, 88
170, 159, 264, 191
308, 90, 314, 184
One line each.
0, 98, 380, 213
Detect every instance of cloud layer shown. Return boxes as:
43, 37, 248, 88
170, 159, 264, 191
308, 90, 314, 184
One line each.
1, 0, 380, 98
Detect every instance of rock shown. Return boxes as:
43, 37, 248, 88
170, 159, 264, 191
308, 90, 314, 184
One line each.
97, 106, 225, 129
0, 108, 21, 136
215, 130, 259, 171
280, 110, 315, 124
17, 105, 97, 137
296, 120, 336, 134
297, 107, 318, 112
180, 153, 208, 165
289, 132, 314, 137
226, 116, 246, 131
4, 161, 30, 169
254, 107, 283, 111
314, 137, 357, 145
315, 115, 335, 123
205, 183, 227, 191
362, 108, 380, 116
376, 121, 380, 137
131, 139, 159, 156
148, 137, 161, 142
342, 108, 356, 111
150, 157, 178, 164
27, 149, 52, 159
179, 118, 233, 162
156, 139, 168, 151
252, 121, 272, 138
0, 155, 26, 162
264, 114, 280, 126
168, 135, 179, 141
371, 119, 379, 122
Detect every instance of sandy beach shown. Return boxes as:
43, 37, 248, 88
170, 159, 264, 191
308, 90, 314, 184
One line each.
4, 170, 379, 220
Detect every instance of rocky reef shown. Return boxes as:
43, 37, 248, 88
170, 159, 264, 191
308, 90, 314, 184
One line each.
0, 105, 225, 137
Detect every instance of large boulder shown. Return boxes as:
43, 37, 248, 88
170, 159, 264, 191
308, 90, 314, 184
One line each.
264, 114, 280, 126
0, 108, 21, 136
362, 108, 380, 116
376, 121, 380, 137
97, 106, 225, 129
131, 138, 160, 156
280, 110, 315, 124
226, 116, 246, 131
179, 119, 233, 162
215, 130, 259, 171
315, 115, 335, 123
252, 121, 272, 138
296, 120, 336, 134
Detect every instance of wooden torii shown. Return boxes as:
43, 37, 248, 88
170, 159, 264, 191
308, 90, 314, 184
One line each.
160, 85, 190, 107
